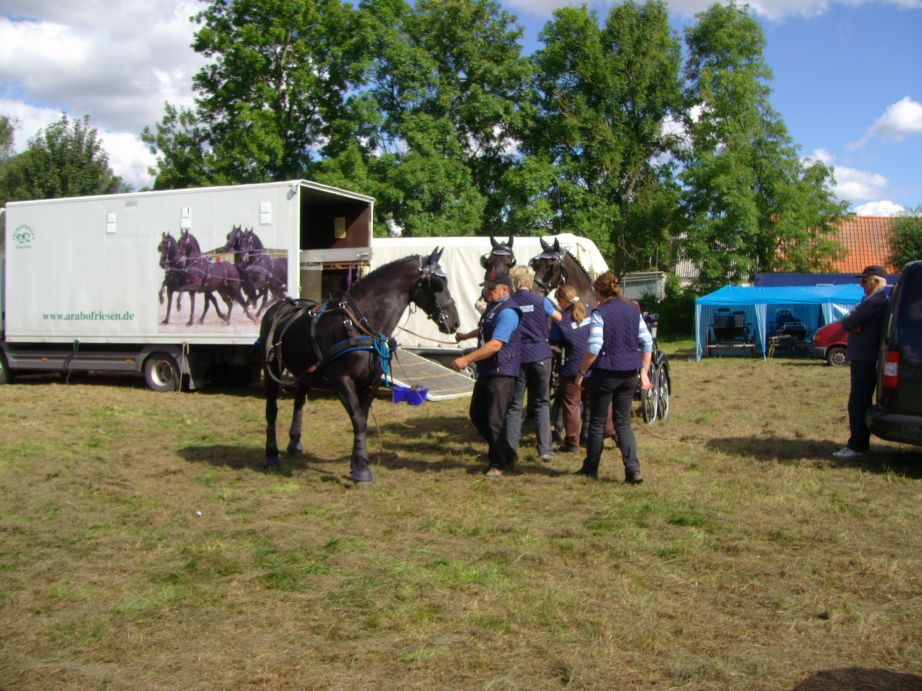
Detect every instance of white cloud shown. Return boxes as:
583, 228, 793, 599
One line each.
852, 96, 922, 146
803, 148, 892, 203
853, 200, 906, 216
1, 2, 206, 189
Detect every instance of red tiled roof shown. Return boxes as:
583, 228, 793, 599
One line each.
830, 215, 897, 273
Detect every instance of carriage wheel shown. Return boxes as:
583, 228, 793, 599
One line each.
143, 353, 180, 392
657, 363, 670, 421
641, 363, 659, 424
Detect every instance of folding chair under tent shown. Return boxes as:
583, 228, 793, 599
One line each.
695, 285, 864, 360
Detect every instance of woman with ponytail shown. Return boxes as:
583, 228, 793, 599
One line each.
550, 284, 594, 452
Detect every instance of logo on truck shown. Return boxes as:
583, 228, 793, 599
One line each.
13, 224, 35, 248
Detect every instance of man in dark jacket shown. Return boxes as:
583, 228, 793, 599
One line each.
451, 271, 522, 477
834, 265, 890, 459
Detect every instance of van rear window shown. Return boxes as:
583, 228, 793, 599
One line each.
896, 265, 922, 358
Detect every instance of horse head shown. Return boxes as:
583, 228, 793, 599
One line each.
529, 237, 565, 295
480, 235, 516, 275
223, 225, 244, 253
158, 232, 180, 269
412, 248, 460, 334
177, 230, 201, 261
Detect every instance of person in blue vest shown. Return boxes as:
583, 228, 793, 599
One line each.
833, 265, 890, 459
574, 272, 653, 482
450, 271, 522, 478
501, 265, 563, 464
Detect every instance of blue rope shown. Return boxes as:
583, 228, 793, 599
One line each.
374, 333, 394, 386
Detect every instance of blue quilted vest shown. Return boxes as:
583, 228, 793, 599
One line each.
511, 289, 552, 364
477, 299, 521, 378
555, 306, 591, 377
593, 298, 642, 372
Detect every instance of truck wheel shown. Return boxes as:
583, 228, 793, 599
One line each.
0, 352, 10, 384
826, 346, 847, 367
144, 353, 180, 392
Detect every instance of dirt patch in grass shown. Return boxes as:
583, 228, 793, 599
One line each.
1, 358, 921, 689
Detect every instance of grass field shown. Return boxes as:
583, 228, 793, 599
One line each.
1, 350, 921, 689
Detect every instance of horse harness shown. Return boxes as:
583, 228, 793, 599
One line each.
262, 295, 395, 387
531, 248, 567, 294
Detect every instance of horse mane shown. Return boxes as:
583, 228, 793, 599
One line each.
562, 249, 593, 285
354, 255, 420, 286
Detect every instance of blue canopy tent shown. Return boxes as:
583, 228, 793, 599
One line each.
695, 285, 864, 360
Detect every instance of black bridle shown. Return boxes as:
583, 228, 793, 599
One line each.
413, 252, 456, 333
529, 248, 566, 295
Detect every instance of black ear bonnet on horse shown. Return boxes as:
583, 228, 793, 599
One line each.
480, 235, 516, 270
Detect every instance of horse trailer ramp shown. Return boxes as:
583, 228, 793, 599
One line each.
391, 350, 474, 401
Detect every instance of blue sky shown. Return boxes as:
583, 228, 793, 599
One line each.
1, 0, 920, 215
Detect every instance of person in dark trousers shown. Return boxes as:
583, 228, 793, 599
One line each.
574, 273, 653, 482
501, 266, 562, 463
451, 271, 522, 478
549, 283, 615, 452
833, 265, 890, 459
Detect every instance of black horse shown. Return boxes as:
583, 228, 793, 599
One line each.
240, 228, 287, 316
221, 225, 259, 308
157, 232, 187, 324
259, 249, 460, 483
177, 230, 255, 326
528, 237, 598, 308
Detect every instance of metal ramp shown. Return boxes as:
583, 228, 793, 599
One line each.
390, 349, 474, 401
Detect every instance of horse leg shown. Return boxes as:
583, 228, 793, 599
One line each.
199, 291, 211, 324
162, 287, 173, 325
186, 293, 197, 326
332, 375, 376, 483
286, 382, 309, 454
264, 375, 281, 467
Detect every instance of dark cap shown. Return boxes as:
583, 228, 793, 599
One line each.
481, 271, 511, 289
855, 265, 887, 279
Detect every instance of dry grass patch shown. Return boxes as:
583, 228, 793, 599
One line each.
1, 357, 921, 689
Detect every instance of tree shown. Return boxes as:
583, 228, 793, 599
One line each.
328, 0, 531, 236
680, 2, 845, 291
144, 0, 365, 188
889, 207, 922, 269
0, 114, 15, 163
0, 115, 126, 202
528, 1, 683, 272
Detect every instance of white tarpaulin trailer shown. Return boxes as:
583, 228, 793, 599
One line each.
370, 233, 608, 361
1, 180, 374, 389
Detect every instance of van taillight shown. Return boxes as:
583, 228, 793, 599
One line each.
882, 351, 900, 388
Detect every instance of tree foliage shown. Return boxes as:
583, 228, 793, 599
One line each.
680, 2, 845, 291
889, 207, 922, 269
143, 0, 365, 188
528, 1, 682, 272
0, 115, 126, 203
323, 0, 531, 236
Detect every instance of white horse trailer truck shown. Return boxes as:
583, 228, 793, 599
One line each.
1, 180, 374, 390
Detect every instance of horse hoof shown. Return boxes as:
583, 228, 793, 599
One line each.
351, 467, 373, 483
287, 441, 303, 455
264, 456, 281, 469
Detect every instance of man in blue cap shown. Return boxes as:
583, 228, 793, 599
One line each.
833, 265, 890, 459
451, 270, 522, 477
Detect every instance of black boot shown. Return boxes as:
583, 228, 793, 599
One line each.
575, 462, 598, 479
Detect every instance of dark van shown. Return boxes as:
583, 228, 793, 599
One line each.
867, 260, 922, 446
